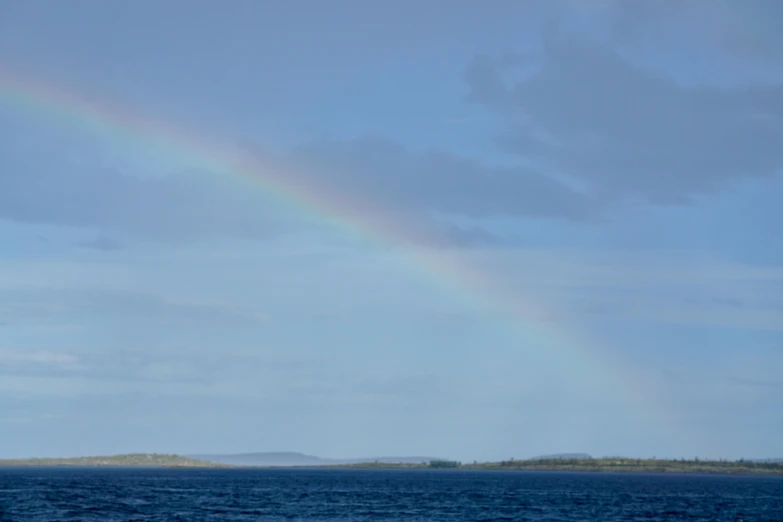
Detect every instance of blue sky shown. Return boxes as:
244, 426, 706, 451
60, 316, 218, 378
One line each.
0, 0, 781, 461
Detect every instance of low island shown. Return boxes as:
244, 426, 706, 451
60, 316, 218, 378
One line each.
0, 453, 226, 468
339, 457, 783, 476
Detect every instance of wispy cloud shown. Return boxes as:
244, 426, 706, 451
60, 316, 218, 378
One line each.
0, 412, 64, 424
728, 376, 783, 389
458, 247, 783, 331
0, 349, 80, 367
75, 235, 124, 252
0, 288, 269, 327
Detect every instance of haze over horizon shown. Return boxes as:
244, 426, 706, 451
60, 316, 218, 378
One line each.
1, 1, 781, 462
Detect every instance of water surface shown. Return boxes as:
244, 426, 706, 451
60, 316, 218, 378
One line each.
1, 468, 781, 521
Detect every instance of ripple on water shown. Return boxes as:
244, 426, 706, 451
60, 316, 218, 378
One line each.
0, 469, 782, 521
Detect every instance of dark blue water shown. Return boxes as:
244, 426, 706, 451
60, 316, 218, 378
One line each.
1, 468, 781, 521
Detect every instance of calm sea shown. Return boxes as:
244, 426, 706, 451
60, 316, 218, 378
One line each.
1, 468, 781, 521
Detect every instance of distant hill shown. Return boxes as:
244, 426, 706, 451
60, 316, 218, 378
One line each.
0, 453, 222, 468
189, 452, 328, 467
188, 452, 442, 467
360, 456, 440, 465
529, 453, 592, 460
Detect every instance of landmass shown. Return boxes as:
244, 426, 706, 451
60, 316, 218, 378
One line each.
0, 453, 226, 468
462, 457, 783, 475
2, 453, 782, 476
323, 457, 783, 476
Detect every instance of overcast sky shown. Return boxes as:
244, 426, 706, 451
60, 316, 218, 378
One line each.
0, 0, 781, 461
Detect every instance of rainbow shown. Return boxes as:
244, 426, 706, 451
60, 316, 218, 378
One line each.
0, 64, 695, 448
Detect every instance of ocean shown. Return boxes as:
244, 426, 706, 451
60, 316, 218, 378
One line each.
1, 468, 781, 521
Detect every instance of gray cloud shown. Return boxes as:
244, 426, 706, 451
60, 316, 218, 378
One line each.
0, 163, 304, 242
1, 135, 596, 248
286, 136, 597, 221
604, 0, 783, 65
466, 33, 783, 205
4, 5, 780, 249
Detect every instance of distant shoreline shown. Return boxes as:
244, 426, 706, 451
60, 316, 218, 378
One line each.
1, 454, 782, 476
